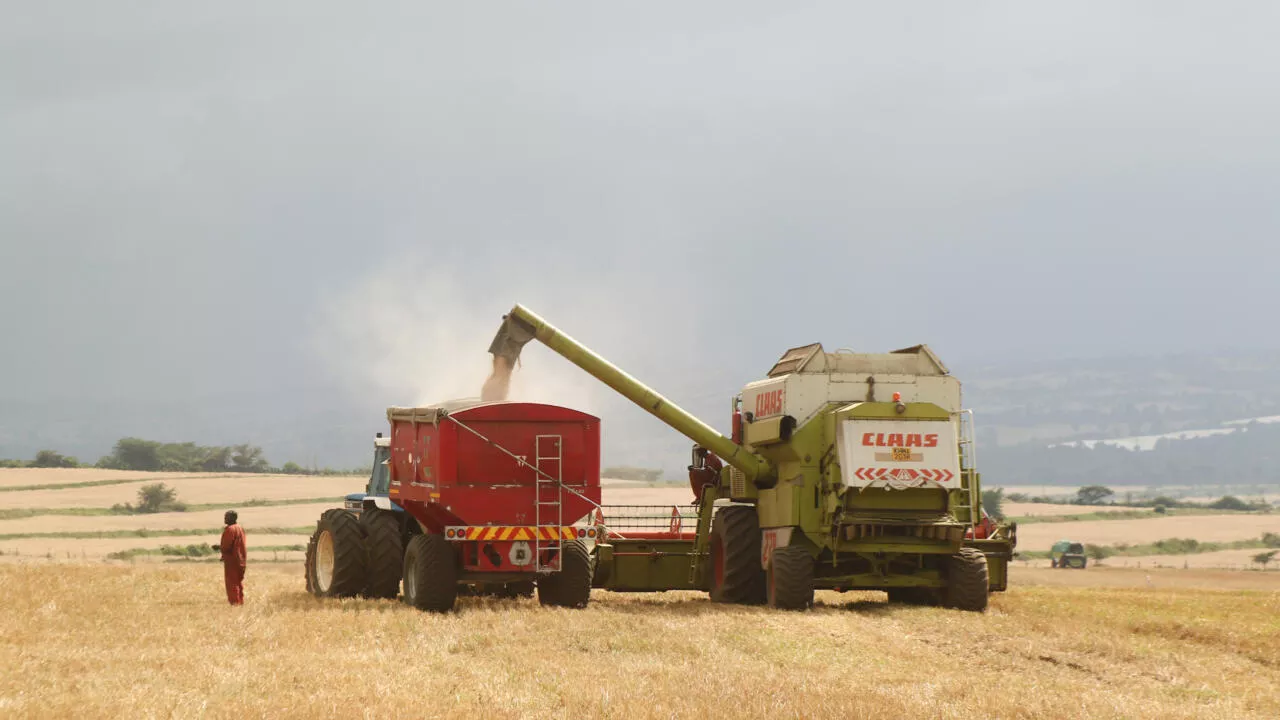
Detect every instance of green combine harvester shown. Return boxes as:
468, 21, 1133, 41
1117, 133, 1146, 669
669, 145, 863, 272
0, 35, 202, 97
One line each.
489, 304, 1017, 610
1051, 540, 1088, 569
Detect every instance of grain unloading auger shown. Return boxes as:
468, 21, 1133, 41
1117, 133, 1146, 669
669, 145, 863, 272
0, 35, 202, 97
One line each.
490, 304, 1016, 610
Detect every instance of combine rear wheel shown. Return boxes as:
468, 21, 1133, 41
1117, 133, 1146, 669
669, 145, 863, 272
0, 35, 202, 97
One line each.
766, 545, 814, 610
944, 547, 989, 612
312, 509, 367, 597
537, 540, 592, 608
402, 534, 458, 612
709, 506, 766, 604
361, 509, 404, 599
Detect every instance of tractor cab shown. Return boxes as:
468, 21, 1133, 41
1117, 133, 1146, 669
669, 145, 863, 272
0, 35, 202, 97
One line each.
343, 434, 397, 514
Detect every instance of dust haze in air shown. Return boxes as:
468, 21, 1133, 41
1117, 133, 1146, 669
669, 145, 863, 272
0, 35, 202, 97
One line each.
311, 257, 706, 435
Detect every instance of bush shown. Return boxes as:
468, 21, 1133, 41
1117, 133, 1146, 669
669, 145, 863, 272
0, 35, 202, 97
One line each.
982, 489, 1005, 519
1262, 532, 1280, 549
30, 450, 79, 468
113, 483, 187, 514
1076, 485, 1115, 505
1152, 538, 1200, 554
1208, 495, 1252, 511
281, 461, 306, 475
1153, 504, 1168, 514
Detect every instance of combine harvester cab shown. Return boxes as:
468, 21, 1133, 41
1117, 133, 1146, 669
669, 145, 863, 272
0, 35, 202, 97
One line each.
488, 305, 1016, 611
307, 401, 603, 612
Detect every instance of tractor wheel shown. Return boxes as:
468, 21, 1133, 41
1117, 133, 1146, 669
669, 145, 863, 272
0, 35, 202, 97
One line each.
312, 509, 367, 597
537, 540, 592, 609
402, 534, 458, 612
886, 588, 941, 606
304, 529, 320, 595
709, 506, 766, 604
944, 547, 989, 612
767, 545, 814, 610
361, 509, 404, 599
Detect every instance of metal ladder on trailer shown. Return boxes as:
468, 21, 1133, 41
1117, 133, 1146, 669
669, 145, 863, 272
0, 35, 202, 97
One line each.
954, 410, 979, 526
533, 435, 563, 573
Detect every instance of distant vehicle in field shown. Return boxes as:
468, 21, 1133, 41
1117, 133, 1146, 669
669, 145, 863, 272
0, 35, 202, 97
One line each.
1050, 540, 1087, 569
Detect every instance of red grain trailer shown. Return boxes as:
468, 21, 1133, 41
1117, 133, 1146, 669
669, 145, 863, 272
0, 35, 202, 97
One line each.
386, 401, 603, 611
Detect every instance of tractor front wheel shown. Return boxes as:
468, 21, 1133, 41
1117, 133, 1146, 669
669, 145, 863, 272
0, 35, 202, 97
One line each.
311, 509, 367, 597
537, 540, 592, 608
767, 545, 814, 610
361, 509, 404, 599
944, 547, 990, 612
709, 506, 766, 604
402, 534, 458, 612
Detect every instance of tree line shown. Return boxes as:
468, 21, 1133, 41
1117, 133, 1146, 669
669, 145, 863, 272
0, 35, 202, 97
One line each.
0, 438, 356, 475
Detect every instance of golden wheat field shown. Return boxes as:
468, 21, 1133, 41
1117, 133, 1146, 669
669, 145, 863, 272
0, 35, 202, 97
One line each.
2, 562, 1279, 720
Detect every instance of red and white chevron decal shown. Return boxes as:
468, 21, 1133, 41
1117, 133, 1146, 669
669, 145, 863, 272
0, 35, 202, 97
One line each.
853, 467, 954, 483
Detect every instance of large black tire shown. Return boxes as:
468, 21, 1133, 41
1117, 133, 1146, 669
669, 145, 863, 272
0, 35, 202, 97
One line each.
312, 509, 367, 597
709, 506, 766, 604
886, 587, 941, 606
944, 547, 990, 612
767, 545, 814, 610
304, 529, 320, 595
402, 534, 458, 612
361, 509, 404, 599
537, 540, 592, 608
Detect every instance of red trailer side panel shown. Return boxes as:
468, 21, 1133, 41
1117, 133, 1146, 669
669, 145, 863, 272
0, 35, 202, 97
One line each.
388, 402, 601, 534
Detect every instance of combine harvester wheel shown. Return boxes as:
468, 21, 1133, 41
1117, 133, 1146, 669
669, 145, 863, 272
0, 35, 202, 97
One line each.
310, 509, 368, 597
944, 547, 989, 612
361, 509, 403, 599
709, 506, 766, 604
402, 534, 458, 612
536, 540, 592, 608
766, 545, 814, 610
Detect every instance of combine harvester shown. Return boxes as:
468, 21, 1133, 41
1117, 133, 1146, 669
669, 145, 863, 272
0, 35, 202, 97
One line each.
305, 304, 1016, 611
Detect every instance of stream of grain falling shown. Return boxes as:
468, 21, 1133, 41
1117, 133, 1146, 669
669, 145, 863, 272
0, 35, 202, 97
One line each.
480, 355, 514, 401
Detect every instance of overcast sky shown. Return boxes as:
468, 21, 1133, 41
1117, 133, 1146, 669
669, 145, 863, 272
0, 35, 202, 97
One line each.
3, 3, 1278, 461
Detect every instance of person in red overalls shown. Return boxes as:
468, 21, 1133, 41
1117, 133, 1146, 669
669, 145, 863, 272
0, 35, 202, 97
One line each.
214, 510, 247, 605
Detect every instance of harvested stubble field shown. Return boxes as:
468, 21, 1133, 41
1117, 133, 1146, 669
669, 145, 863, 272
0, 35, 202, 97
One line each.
2, 563, 1279, 719
1017, 513, 1280, 551
0, 474, 355, 509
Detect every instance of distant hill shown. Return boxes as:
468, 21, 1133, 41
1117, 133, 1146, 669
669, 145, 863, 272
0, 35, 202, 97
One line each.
3, 351, 1280, 487
962, 352, 1280, 487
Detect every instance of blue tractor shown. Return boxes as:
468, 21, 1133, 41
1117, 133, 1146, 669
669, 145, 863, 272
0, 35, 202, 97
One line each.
304, 433, 411, 598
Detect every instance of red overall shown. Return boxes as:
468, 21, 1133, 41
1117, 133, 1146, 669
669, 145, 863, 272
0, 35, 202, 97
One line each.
220, 523, 247, 605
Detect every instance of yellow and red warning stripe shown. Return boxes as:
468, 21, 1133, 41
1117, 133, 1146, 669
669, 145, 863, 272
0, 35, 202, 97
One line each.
446, 526, 579, 542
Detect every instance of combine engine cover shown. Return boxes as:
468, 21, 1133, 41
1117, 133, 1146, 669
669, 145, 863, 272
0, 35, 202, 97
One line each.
837, 417, 960, 490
